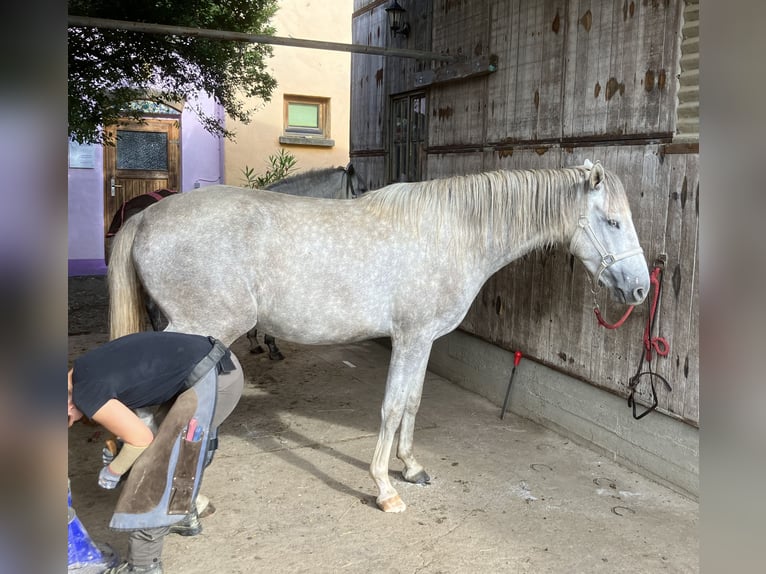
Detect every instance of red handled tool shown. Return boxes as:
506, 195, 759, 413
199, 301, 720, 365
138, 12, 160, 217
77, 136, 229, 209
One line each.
185, 419, 198, 441
500, 350, 523, 420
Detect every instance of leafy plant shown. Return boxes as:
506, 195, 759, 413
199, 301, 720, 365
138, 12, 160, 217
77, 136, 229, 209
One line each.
241, 149, 298, 188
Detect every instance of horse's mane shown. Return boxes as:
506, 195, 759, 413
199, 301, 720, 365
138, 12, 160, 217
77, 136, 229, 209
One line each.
360, 166, 628, 253
265, 167, 344, 194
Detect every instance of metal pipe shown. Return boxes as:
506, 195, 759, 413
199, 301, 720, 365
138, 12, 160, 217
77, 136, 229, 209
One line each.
67, 15, 459, 63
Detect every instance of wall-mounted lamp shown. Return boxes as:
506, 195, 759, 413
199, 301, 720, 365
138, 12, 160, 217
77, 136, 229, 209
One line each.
385, 0, 410, 38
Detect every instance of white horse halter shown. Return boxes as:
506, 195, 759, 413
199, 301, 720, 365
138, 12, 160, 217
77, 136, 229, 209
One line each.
570, 215, 644, 293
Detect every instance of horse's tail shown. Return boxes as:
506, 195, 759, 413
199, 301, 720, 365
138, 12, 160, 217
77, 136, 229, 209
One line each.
108, 213, 144, 340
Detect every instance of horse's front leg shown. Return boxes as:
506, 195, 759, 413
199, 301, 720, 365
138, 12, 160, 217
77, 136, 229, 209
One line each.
371, 339, 432, 513
397, 374, 431, 485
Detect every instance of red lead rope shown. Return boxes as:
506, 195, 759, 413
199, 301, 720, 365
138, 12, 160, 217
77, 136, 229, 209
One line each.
594, 303, 634, 329
594, 264, 670, 363
642, 266, 670, 361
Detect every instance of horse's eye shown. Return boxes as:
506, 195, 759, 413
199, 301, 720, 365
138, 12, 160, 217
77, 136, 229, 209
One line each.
607, 218, 620, 229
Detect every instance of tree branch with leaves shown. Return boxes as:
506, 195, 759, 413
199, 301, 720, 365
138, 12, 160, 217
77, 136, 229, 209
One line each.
68, 0, 279, 144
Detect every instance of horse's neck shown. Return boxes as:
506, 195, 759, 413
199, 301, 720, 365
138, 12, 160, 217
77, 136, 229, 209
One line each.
500, 171, 579, 249
483, 236, 551, 277
447, 170, 581, 273
307, 171, 343, 198
270, 171, 343, 198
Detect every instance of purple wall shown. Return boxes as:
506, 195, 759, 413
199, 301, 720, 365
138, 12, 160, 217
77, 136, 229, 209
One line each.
182, 93, 225, 191
67, 94, 224, 276
67, 143, 105, 275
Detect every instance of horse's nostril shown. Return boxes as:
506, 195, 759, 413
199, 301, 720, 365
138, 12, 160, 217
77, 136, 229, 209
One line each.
634, 287, 646, 302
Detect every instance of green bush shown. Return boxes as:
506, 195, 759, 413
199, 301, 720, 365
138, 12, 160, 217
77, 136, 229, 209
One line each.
241, 149, 298, 188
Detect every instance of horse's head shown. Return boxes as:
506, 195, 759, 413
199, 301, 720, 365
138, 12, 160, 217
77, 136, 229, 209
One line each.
568, 160, 650, 305
344, 162, 369, 198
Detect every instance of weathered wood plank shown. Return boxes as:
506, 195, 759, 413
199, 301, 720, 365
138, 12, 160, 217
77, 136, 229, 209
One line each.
510, 1, 545, 139
536, 1, 567, 140
660, 153, 699, 422
604, 0, 630, 135
562, 0, 680, 139
347, 155, 387, 191
562, 0, 595, 138
351, 1, 698, 425
429, 80, 488, 148
351, 9, 386, 151
426, 151, 484, 179
413, 55, 497, 88
486, 0, 514, 143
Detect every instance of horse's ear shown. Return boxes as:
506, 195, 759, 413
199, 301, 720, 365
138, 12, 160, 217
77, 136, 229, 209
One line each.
588, 161, 605, 190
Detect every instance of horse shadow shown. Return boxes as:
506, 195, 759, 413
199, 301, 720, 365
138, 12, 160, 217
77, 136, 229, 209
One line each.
217, 336, 414, 503
221, 393, 374, 503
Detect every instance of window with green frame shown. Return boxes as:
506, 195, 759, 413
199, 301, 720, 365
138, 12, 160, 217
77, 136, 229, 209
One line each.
286, 102, 321, 134
280, 95, 334, 147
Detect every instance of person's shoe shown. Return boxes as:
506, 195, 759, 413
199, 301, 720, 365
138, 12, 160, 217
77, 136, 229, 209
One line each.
168, 507, 202, 536
103, 561, 163, 573
195, 493, 217, 518
194, 493, 210, 515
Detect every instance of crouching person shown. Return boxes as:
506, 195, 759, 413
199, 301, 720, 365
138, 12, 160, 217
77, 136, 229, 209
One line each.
68, 331, 244, 574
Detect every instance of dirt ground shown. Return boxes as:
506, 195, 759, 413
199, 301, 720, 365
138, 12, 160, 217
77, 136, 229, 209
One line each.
68, 276, 698, 573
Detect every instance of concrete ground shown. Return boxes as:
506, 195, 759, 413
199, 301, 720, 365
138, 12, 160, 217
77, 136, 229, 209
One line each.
67, 277, 697, 573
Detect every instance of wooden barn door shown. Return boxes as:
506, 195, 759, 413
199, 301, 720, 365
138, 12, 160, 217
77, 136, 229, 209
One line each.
390, 92, 426, 183
103, 118, 180, 243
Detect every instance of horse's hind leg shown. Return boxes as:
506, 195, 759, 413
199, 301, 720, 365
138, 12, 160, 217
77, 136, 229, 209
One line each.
264, 334, 285, 361
146, 298, 164, 331
247, 327, 265, 354
371, 338, 432, 513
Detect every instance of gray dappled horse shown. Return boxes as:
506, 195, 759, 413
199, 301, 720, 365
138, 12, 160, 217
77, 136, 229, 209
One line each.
247, 163, 368, 359
105, 164, 367, 347
108, 160, 649, 513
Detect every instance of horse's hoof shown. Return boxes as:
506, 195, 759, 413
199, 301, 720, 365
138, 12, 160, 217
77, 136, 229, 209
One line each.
250, 345, 265, 355
377, 494, 406, 513
403, 469, 431, 485
269, 351, 285, 361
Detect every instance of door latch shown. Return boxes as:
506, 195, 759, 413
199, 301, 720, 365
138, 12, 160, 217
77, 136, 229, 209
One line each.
110, 177, 123, 197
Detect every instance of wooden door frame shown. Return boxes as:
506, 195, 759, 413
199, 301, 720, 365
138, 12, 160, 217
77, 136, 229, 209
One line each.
102, 117, 181, 245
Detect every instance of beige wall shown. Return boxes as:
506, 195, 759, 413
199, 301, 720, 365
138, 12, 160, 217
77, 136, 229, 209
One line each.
224, 0, 352, 185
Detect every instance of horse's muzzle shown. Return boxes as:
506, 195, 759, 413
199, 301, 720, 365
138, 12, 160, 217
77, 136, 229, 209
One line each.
614, 284, 648, 305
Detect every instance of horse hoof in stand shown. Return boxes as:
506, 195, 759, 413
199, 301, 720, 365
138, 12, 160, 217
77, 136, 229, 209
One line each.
268, 350, 285, 361
377, 494, 406, 513
250, 345, 265, 355
403, 469, 431, 485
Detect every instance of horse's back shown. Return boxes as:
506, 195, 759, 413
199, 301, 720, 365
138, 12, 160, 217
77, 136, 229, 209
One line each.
132, 185, 449, 344
137, 186, 386, 281
143, 185, 354, 230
